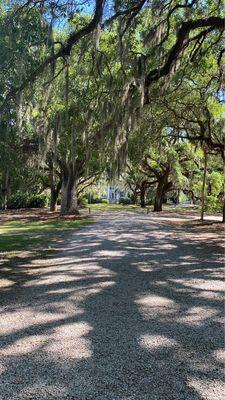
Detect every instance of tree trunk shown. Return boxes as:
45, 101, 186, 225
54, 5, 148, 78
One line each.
61, 168, 79, 215
2, 170, 9, 210
49, 157, 61, 212
51, 180, 61, 211
153, 169, 172, 212
191, 191, 196, 205
154, 193, 163, 212
49, 160, 56, 211
222, 158, 225, 223
140, 182, 147, 208
200, 149, 208, 222
154, 183, 163, 212
131, 189, 138, 205
50, 188, 58, 212
175, 190, 180, 204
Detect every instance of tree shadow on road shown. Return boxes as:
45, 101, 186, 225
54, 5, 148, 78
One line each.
0, 212, 224, 399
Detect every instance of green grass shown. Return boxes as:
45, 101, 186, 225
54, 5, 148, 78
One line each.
89, 203, 143, 212
0, 218, 91, 254
88, 203, 204, 214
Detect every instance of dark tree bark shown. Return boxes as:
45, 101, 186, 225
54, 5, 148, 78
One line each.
200, 149, 208, 221
154, 184, 164, 212
191, 191, 196, 205
60, 165, 79, 215
131, 190, 138, 205
175, 190, 180, 204
154, 195, 163, 212
50, 181, 61, 212
153, 172, 173, 212
140, 181, 148, 208
222, 200, 225, 223
59, 157, 84, 215
48, 157, 61, 211
1, 170, 9, 210
222, 159, 225, 223
61, 180, 79, 214
50, 193, 57, 212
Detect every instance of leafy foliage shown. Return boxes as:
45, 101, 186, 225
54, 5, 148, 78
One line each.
7, 193, 48, 209
0, 1, 224, 219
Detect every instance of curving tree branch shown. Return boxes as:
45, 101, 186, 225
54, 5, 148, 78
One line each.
144, 16, 225, 100
1, 5, 224, 115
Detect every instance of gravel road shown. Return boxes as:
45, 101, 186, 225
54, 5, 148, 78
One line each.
0, 212, 224, 400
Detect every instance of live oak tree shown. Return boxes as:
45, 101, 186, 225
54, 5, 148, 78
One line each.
1, 1, 224, 111
31, 18, 114, 214
0, 1, 224, 217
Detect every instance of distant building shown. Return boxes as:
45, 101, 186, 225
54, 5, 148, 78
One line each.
100, 182, 129, 203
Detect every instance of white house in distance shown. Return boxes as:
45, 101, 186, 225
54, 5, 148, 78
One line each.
98, 180, 129, 203
106, 185, 121, 202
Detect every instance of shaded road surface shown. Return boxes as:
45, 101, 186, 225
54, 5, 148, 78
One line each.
0, 212, 224, 399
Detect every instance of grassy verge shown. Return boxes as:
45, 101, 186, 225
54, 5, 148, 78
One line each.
0, 218, 91, 255
88, 203, 203, 214
89, 203, 143, 212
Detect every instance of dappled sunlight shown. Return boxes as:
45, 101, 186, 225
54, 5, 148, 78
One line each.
136, 262, 156, 272
2, 334, 51, 356
135, 294, 176, 307
212, 349, 225, 364
47, 322, 93, 360
157, 243, 178, 249
30, 256, 73, 266
27, 274, 84, 286
139, 334, 178, 350
169, 278, 225, 291
188, 379, 225, 400
92, 249, 128, 258
0, 310, 71, 338
0, 277, 14, 288
186, 267, 224, 277
18, 382, 69, 400
194, 290, 224, 300
176, 306, 218, 327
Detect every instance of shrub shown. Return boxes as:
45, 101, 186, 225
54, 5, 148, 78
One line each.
90, 197, 109, 204
119, 197, 131, 205
100, 198, 109, 204
28, 194, 48, 208
205, 195, 223, 213
7, 192, 48, 209
7, 193, 29, 209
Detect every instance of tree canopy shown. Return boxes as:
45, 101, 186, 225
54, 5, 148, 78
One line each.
0, 0, 224, 219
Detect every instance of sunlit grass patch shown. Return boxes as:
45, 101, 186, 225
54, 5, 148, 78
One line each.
0, 218, 91, 254
89, 203, 144, 212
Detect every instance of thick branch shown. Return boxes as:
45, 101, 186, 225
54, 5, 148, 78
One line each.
144, 16, 225, 96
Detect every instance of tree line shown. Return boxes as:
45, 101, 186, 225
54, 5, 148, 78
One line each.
0, 1, 224, 220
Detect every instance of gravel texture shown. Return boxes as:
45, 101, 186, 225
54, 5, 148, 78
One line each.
0, 211, 224, 400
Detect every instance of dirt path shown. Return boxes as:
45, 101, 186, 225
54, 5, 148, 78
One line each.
0, 212, 224, 399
